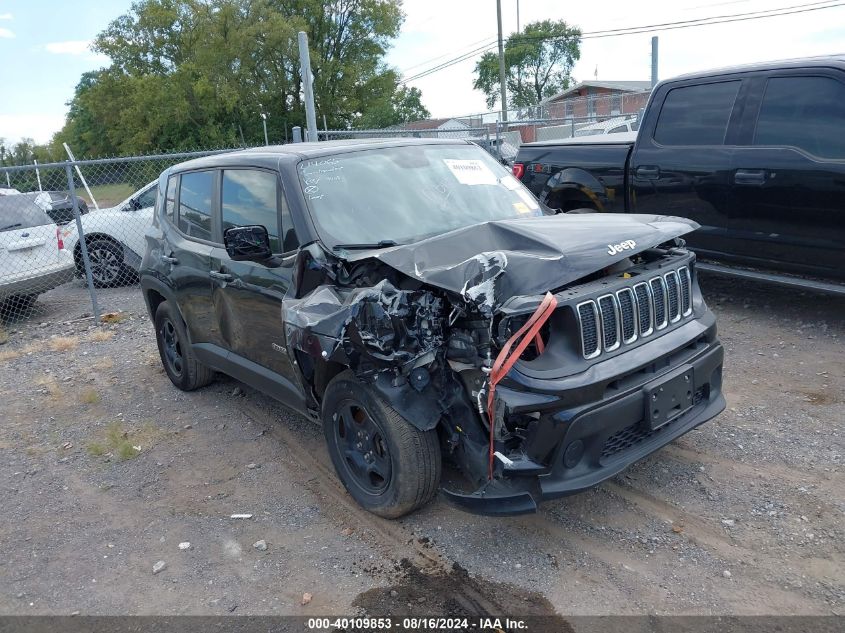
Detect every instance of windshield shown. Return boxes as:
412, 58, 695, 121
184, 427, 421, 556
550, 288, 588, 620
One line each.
297, 144, 545, 247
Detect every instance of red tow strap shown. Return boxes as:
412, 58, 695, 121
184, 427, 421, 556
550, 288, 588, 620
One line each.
485, 292, 558, 480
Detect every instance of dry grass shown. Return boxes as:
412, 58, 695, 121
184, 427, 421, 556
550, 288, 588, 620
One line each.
87, 421, 161, 461
101, 312, 127, 325
48, 336, 79, 353
91, 357, 115, 371
35, 375, 63, 400
88, 329, 115, 343
80, 389, 101, 404
0, 348, 21, 362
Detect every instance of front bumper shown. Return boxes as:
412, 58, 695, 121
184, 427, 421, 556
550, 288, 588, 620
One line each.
444, 318, 725, 515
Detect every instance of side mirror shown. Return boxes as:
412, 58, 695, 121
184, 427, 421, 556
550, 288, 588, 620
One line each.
224, 225, 273, 262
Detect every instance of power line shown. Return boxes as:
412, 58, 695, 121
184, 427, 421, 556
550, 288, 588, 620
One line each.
400, 0, 844, 84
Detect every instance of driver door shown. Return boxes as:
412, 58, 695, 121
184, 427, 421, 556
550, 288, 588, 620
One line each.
209, 168, 301, 385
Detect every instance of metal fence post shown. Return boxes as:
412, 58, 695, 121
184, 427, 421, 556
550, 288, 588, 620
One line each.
65, 162, 100, 323
495, 121, 502, 163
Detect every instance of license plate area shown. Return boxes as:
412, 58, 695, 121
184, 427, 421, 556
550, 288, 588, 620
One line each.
643, 365, 694, 430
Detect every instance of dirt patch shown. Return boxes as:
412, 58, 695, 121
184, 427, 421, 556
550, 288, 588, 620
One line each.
353, 559, 572, 632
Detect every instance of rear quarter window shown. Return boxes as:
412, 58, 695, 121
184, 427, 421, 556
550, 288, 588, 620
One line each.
654, 81, 741, 146
753, 75, 845, 159
177, 171, 214, 241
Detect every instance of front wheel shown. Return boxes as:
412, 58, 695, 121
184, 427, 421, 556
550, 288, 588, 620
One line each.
322, 370, 441, 518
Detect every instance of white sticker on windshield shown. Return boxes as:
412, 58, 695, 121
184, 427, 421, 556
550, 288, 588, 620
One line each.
515, 186, 540, 210
444, 159, 497, 186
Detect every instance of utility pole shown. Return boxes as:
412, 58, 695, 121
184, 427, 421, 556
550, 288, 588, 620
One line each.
258, 103, 269, 146
651, 36, 659, 88
298, 31, 319, 142
496, 0, 508, 122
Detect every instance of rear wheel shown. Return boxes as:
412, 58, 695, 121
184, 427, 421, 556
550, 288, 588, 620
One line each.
322, 370, 441, 518
84, 239, 129, 287
154, 301, 214, 391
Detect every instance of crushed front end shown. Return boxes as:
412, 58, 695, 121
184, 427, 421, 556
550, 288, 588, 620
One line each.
443, 247, 725, 515
283, 214, 725, 516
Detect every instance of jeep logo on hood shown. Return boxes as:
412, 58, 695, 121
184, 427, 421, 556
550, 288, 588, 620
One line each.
607, 240, 636, 256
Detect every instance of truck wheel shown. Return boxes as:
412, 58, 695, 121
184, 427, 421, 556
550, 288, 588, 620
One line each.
154, 301, 214, 391
322, 370, 441, 518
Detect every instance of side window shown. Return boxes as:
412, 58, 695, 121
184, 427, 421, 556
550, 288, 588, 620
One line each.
221, 170, 280, 253
654, 81, 741, 146
164, 175, 177, 222
137, 185, 157, 209
178, 171, 214, 241
754, 76, 845, 159
608, 124, 628, 134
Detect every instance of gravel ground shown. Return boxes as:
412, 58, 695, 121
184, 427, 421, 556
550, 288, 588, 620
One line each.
0, 274, 842, 617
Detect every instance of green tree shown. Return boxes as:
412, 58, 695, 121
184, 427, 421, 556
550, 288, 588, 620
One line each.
54, 0, 425, 157
473, 19, 581, 110
357, 74, 430, 128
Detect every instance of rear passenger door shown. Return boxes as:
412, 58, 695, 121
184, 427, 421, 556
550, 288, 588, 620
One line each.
630, 80, 744, 256
210, 168, 302, 387
728, 72, 845, 278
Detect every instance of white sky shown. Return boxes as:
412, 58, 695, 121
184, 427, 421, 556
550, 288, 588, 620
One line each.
1, 0, 844, 143
386, 0, 845, 118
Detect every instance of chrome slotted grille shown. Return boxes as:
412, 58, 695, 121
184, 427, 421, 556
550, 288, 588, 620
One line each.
665, 270, 681, 323
650, 277, 668, 329
678, 266, 692, 316
576, 266, 694, 360
577, 301, 601, 359
598, 295, 620, 351
616, 288, 637, 343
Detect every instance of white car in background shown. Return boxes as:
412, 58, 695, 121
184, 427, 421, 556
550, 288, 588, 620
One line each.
62, 181, 157, 287
0, 196, 75, 316
574, 116, 640, 137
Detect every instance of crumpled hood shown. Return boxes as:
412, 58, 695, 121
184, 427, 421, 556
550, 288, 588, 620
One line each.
344, 213, 699, 310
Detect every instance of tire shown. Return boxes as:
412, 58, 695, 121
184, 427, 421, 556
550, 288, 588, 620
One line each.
322, 370, 441, 518
153, 301, 214, 391
84, 239, 130, 288
0, 294, 37, 320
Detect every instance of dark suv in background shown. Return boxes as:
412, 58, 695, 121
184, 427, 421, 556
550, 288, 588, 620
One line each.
515, 56, 845, 292
140, 139, 725, 517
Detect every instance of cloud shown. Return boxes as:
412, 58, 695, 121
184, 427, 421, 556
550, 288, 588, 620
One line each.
45, 40, 93, 55
0, 27, 13, 38
0, 114, 67, 145
0, 13, 12, 20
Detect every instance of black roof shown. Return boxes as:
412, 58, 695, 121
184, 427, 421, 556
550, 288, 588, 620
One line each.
664, 54, 845, 84
171, 137, 472, 173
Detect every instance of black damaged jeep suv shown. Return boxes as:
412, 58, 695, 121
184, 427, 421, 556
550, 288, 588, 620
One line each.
140, 139, 725, 517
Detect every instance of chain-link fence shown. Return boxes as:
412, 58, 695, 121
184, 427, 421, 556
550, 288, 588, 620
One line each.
315, 126, 521, 163
0, 148, 245, 326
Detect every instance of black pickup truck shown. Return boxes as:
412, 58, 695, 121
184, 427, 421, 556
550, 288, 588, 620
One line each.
515, 56, 845, 291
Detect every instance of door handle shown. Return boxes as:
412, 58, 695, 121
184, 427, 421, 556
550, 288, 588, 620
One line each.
734, 169, 766, 185
209, 271, 234, 282
160, 255, 179, 265
635, 166, 660, 179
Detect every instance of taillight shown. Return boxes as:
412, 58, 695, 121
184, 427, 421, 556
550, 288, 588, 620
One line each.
56, 227, 64, 250
512, 162, 525, 180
